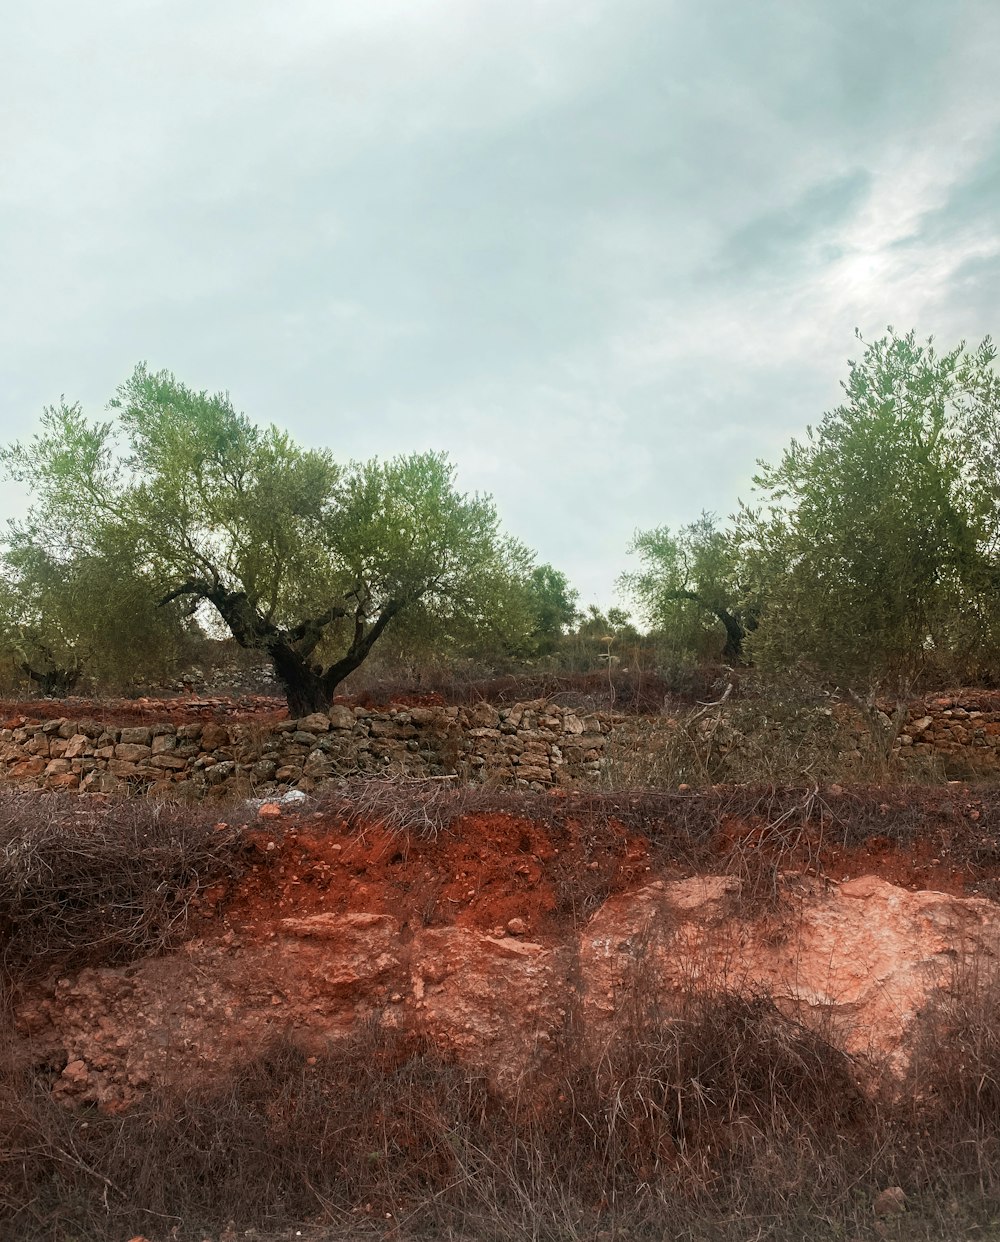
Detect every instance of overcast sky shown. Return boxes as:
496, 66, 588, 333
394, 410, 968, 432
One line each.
3, 0, 1000, 610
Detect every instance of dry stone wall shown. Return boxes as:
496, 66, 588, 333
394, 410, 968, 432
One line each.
892, 694, 1000, 772
6, 692, 1000, 800
0, 700, 610, 798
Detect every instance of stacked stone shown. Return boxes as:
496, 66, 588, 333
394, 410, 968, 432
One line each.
0, 700, 610, 798
0, 719, 230, 796
894, 698, 1000, 765
258, 700, 609, 791
456, 699, 608, 788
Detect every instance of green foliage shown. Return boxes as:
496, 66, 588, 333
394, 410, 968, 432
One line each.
743, 328, 1000, 697
518, 563, 580, 657
620, 513, 754, 662
0, 537, 194, 694
546, 604, 646, 672
1, 366, 535, 711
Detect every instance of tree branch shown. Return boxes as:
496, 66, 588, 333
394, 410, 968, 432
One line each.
157, 579, 215, 608
286, 603, 351, 652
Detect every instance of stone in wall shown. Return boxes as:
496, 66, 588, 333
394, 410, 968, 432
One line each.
893, 697, 1000, 775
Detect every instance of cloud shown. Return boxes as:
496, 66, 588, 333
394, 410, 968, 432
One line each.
2, 0, 1000, 608
711, 172, 872, 278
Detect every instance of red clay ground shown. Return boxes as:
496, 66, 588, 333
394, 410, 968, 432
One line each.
184, 785, 1000, 947
203, 809, 653, 941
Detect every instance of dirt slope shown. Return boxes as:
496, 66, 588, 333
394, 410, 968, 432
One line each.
14, 786, 1000, 1111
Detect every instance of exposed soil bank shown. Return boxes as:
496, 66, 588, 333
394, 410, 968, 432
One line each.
9, 785, 1000, 1240
12, 788, 1000, 1110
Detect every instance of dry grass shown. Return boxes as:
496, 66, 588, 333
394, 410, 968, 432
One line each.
601, 687, 934, 791
0, 793, 247, 979
899, 956, 1000, 1194
8, 972, 1000, 1242
340, 663, 692, 714
327, 773, 1000, 856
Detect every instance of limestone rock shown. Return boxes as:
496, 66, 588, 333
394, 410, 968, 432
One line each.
199, 723, 230, 751
328, 704, 355, 730
63, 734, 91, 759
115, 743, 152, 763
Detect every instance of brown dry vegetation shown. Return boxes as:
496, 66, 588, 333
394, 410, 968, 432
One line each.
5, 964, 1000, 1241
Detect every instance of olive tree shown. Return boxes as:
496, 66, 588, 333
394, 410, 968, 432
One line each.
742, 329, 1000, 700
520, 564, 580, 657
2, 366, 535, 714
0, 549, 86, 695
0, 535, 194, 694
619, 513, 756, 662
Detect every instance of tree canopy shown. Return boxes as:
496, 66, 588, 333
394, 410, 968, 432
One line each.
1, 366, 536, 713
519, 564, 580, 657
742, 329, 1000, 697
0, 536, 195, 695
6, 330, 1000, 712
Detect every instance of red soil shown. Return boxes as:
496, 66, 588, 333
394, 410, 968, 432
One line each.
0, 690, 448, 729
0, 694, 289, 729
210, 810, 653, 941
193, 788, 999, 945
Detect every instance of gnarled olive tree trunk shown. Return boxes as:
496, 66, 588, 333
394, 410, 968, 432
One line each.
161, 580, 403, 716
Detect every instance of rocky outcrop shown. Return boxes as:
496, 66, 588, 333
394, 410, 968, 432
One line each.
0, 700, 610, 798
580, 874, 1000, 1071
17, 872, 1000, 1110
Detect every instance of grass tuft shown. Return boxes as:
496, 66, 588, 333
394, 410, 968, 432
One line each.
0, 794, 246, 979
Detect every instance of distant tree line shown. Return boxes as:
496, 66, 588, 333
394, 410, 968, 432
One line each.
3, 328, 999, 711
